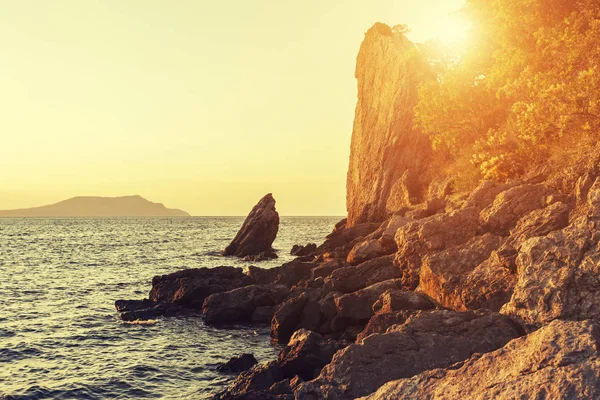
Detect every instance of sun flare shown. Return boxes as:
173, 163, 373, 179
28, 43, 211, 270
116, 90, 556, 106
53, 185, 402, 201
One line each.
432, 13, 471, 50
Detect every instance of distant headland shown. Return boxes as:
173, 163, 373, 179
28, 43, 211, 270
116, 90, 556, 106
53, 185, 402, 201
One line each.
0, 195, 190, 217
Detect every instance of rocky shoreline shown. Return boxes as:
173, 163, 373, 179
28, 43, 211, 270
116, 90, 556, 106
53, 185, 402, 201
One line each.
116, 23, 600, 399
115, 153, 600, 398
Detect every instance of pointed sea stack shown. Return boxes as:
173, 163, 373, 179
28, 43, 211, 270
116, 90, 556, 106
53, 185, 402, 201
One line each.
223, 193, 280, 258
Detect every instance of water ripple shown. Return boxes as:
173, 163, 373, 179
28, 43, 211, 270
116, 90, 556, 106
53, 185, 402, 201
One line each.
0, 216, 339, 399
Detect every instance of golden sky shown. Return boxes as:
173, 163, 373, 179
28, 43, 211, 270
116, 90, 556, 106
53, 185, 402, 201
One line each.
0, 0, 465, 216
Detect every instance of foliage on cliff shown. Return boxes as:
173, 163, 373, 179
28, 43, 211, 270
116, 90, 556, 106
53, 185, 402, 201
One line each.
415, 0, 600, 182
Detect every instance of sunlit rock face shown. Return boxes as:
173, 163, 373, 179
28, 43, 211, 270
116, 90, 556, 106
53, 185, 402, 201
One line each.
346, 23, 432, 227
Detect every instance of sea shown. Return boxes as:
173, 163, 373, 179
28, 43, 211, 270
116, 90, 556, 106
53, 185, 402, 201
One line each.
0, 216, 341, 399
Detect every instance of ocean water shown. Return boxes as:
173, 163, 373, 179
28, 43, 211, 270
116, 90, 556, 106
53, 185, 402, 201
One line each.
0, 216, 341, 399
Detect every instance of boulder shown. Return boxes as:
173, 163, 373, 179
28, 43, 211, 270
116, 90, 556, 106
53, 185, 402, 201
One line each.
457, 256, 517, 312
362, 320, 600, 400
371, 289, 435, 315
216, 354, 258, 374
311, 260, 347, 280
203, 285, 289, 325
316, 223, 380, 260
356, 311, 413, 342
465, 180, 513, 210
246, 260, 315, 288
149, 266, 254, 309
335, 279, 403, 321
115, 300, 192, 321
271, 293, 310, 343
377, 215, 414, 251
501, 215, 600, 326
324, 255, 400, 294
347, 239, 387, 265
216, 331, 344, 399
271, 289, 325, 343
278, 329, 345, 381
419, 233, 505, 311
252, 306, 277, 324
242, 250, 278, 262
479, 184, 552, 235
223, 193, 279, 258
295, 310, 524, 399
394, 207, 481, 290
214, 361, 284, 399
291, 243, 317, 257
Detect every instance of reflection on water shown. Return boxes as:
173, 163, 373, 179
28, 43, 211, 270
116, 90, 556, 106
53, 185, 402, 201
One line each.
0, 216, 339, 399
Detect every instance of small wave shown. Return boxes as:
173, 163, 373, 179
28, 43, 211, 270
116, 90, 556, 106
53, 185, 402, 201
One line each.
122, 319, 158, 326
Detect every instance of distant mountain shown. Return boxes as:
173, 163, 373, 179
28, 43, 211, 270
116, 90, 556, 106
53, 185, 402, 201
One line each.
0, 195, 190, 217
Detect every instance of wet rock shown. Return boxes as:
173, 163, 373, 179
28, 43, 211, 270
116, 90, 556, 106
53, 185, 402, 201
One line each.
278, 329, 345, 381
116, 301, 191, 321
271, 290, 324, 343
216, 354, 258, 374
252, 306, 277, 324
419, 233, 505, 311
271, 293, 310, 343
215, 361, 284, 399
479, 184, 552, 235
295, 310, 524, 399
394, 207, 480, 290
246, 260, 315, 288
149, 267, 254, 309
291, 243, 317, 257
203, 285, 289, 325
335, 279, 403, 321
268, 379, 293, 396
115, 299, 154, 313
242, 250, 278, 262
223, 193, 279, 258
324, 255, 400, 294
363, 320, 600, 400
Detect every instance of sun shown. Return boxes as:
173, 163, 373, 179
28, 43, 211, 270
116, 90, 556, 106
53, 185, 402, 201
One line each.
433, 13, 472, 50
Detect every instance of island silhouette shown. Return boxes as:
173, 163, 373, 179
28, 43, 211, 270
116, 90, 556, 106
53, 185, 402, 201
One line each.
0, 195, 189, 217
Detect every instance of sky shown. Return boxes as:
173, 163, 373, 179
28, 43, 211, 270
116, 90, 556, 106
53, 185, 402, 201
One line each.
0, 0, 466, 216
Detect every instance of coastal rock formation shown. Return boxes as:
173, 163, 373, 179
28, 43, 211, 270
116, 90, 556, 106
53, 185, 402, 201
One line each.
324, 255, 400, 294
247, 260, 315, 288
291, 243, 317, 257
202, 285, 289, 325
149, 266, 253, 309
346, 23, 432, 227
223, 193, 279, 258
216, 354, 258, 374
362, 320, 600, 400
295, 310, 524, 399
215, 330, 344, 399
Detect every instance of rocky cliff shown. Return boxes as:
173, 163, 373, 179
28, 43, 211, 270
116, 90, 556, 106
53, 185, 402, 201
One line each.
346, 23, 432, 227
